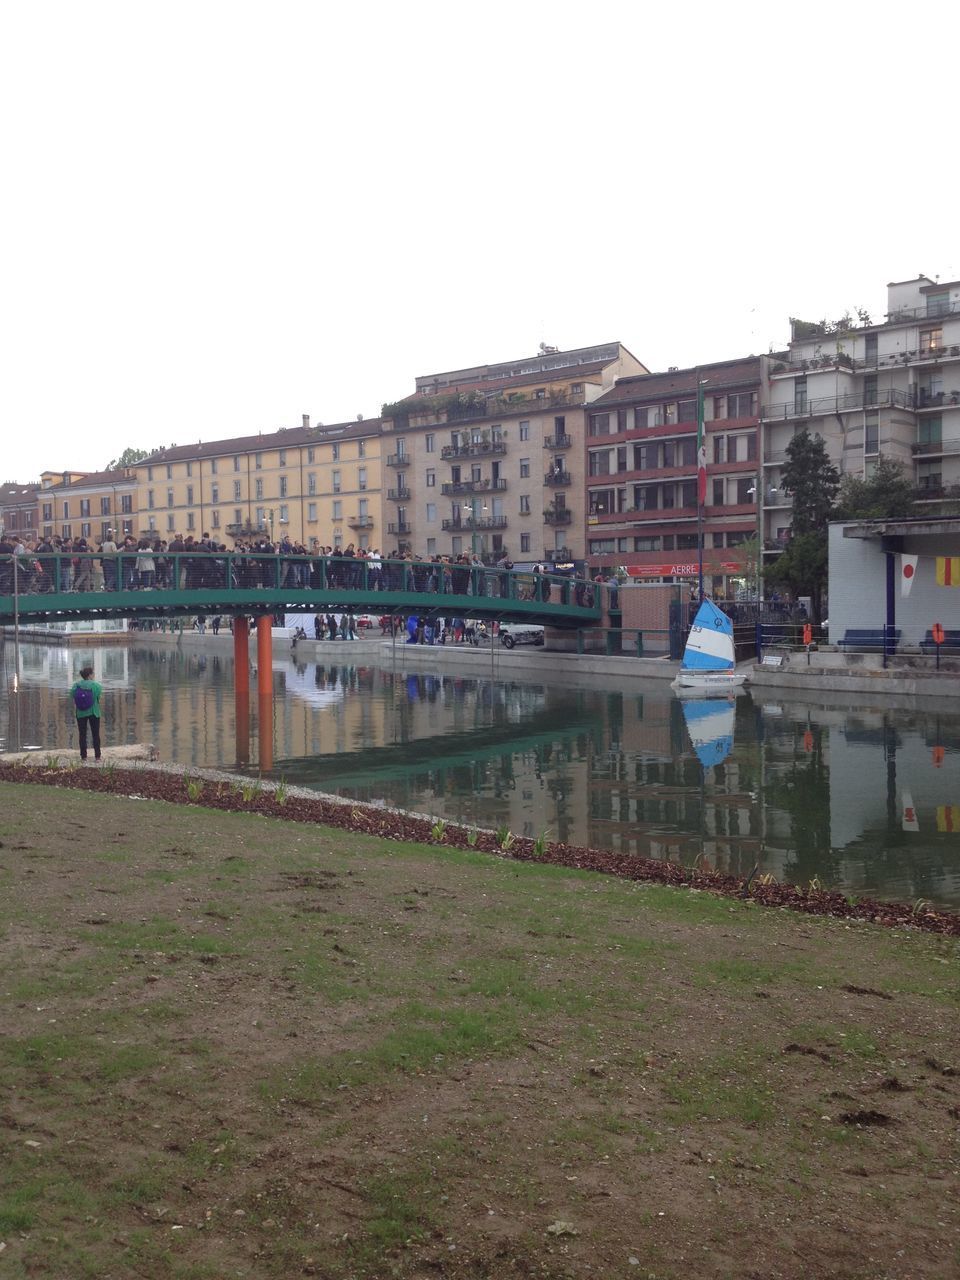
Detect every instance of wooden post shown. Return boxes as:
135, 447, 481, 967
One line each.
256, 615, 273, 772
234, 616, 250, 766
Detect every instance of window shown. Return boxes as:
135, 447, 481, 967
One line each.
681, 480, 698, 507
332, 499, 342, 520
279, 449, 287, 466
590, 538, 616, 554
234, 508, 241, 524
633, 444, 653, 470
145, 517, 154, 533
520, 457, 530, 478
167, 488, 174, 508
333, 532, 343, 549
80, 498, 90, 517
147, 466, 153, 482
520, 495, 531, 514
166, 464, 173, 479
210, 458, 217, 475
332, 443, 340, 461
917, 460, 941, 490
234, 456, 241, 471
211, 484, 219, 503
678, 399, 697, 423
713, 479, 725, 506
571, 383, 583, 395
255, 478, 263, 500
279, 475, 287, 497
42, 502, 52, 521
471, 465, 481, 483
451, 536, 462, 555
737, 478, 754, 504
81, 521, 91, 537
256, 506, 265, 526
358, 467, 367, 491
279, 504, 289, 523
926, 291, 950, 318
426, 537, 436, 555
425, 433, 435, 453
794, 377, 807, 414
167, 514, 175, 532
617, 408, 629, 432
61, 501, 69, 519
332, 470, 341, 493
677, 534, 699, 550
589, 412, 611, 437
589, 450, 611, 477
634, 536, 660, 551
186, 485, 194, 505
521, 533, 531, 553
425, 468, 435, 488
662, 483, 675, 509
187, 512, 195, 530
186, 461, 193, 477
358, 439, 366, 457
534, 388, 546, 400
919, 415, 942, 448
212, 510, 220, 528
864, 412, 879, 455
255, 452, 262, 469
426, 502, 437, 522
713, 436, 726, 465
233, 479, 242, 501
662, 441, 675, 468
519, 420, 530, 441
920, 326, 943, 355
727, 392, 758, 418
307, 502, 317, 521
307, 447, 315, 463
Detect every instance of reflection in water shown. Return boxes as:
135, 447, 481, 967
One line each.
1, 639, 959, 907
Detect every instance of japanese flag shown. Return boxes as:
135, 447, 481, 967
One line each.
900, 554, 919, 597
902, 789, 919, 833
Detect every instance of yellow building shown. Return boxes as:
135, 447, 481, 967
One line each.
39, 469, 138, 544
134, 416, 383, 549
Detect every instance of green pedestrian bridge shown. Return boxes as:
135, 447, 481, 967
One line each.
0, 552, 605, 629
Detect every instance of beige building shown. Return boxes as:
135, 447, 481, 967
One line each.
38, 469, 138, 544
380, 342, 647, 565
135, 416, 383, 549
0, 482, 40, 541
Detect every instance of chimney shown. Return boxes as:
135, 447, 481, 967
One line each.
302, 413, 310, 430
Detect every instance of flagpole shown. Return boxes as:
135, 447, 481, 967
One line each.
696, 378, 708, 603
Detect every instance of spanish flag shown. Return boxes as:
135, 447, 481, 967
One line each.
936, 806, 960, 833
935, 556, 960, 586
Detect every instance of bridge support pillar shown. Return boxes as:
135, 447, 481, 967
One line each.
234, 617, 250, 766
256, 615, 274, 772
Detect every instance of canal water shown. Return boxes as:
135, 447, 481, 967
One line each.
2, 639, 959, 908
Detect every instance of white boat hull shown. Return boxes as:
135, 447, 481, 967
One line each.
672, 670, 748, 693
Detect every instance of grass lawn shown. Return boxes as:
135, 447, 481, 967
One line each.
0, 780, 957, 1279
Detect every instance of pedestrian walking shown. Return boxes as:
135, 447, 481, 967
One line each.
70, 664, 103, 762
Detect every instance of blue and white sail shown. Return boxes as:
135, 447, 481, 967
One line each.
682, 698, 735, 769
680, 600, 736, 672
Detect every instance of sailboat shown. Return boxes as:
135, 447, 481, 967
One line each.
672, 599, 748, 693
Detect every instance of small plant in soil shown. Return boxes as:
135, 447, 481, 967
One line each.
532, 829, 551, 859
496, 826, 515, 852
466, 829, 479, 848
275, 778, 289, 806
44, 755, 61, 770
186, 779, 205, 803
430, 819, 447, 843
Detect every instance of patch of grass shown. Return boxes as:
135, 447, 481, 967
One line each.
662, 1054, 775, 1126
83, 918, 237, 955
355, 1169, 432, 1261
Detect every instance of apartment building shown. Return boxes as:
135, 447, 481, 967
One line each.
584, 357, 769, 597
135, 416, 383, 548
38, 469, 138, 543
0, 482, 39, 539
380, 342, 647, 565
763, 274, 960, 519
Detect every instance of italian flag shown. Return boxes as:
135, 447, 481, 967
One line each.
696, 380, 707, 506
936, 556, 960, 586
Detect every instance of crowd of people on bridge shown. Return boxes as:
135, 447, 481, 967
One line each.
0, 531, 610, 605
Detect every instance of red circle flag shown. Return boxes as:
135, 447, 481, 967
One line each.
903, 563, 914, 579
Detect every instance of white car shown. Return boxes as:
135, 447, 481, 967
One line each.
499, 623, 544, 649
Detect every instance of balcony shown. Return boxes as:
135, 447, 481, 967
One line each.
917, 389, 960, 410
387, 521, 411, 536
544, 434, 572, 449
385, 453, 410, 467
226, 521, 267, 537
347, 515, 375, 530
544, 469, 572, 486
441, 516, 508, 531
544, 508, 573, 526
886, 300, 960, 323
440, 478, 508, 497
913, 439, 960, 457
387, 487, 411, 502
440, 440, 507, 459
761, 387, 911, 422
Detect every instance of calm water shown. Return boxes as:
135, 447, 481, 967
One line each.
2, 638, 959, 908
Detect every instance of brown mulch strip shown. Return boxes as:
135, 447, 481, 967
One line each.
2, 762, 959, 938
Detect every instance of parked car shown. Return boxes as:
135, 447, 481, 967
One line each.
499, 623, 544, 649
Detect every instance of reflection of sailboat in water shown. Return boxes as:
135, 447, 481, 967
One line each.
681, 698, 736, 769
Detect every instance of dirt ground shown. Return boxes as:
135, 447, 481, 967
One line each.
0, 780, 957, 1280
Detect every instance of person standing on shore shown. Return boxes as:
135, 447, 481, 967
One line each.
70, 664, 103, 762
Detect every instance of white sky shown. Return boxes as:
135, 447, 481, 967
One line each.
2, 0, 958, 480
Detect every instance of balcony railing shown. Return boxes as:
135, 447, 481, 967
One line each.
387, 487, 411, 502
440, 478, 508, 496
441, 516, 508, 531
544, 434, 572, 449
226, 521, 268, 537
385, 453, 410, 467
440, 440, 507, 459
761, 387, 911, 421
347, 515, 375, 529
917, 389, 960, 410
387, 521, 411, 536
887, 300, 960, 323
544, 470, 572, 486
913, 439, 960, 457
544, 508, 573, 525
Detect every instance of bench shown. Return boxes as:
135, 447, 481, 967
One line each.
920, 629, 960, 655
838, 628, 901, 653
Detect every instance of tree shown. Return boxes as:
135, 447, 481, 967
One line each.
836, 456, 916, 520
105, 447, 151, 471
778, 429, 840, 534
763, 531, 829, 619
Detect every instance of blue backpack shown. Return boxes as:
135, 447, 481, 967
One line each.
73, 685, 95, 712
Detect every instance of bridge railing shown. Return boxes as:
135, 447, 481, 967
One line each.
0, 552, 605, 611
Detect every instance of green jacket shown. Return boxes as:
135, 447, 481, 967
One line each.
70, 679, 102, 718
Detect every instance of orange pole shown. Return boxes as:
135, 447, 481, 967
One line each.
233, 617, 250, 765
256, 615, 274, 772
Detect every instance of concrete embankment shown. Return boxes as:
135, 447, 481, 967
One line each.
752, 647, 960, 700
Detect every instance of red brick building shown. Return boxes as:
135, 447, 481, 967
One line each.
584, 356, 770, 598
